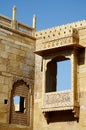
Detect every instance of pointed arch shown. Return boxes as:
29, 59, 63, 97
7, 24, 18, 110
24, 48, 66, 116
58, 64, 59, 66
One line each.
10, 79, 30, 126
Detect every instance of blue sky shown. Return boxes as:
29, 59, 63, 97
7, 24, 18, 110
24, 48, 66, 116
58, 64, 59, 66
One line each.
0, 0, 86, 31
57, 60, 71, 91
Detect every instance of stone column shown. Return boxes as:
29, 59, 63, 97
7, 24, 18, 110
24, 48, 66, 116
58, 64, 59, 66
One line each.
11, 6, 17, 29
32, 15, 36, 36
32, 15, 36, 29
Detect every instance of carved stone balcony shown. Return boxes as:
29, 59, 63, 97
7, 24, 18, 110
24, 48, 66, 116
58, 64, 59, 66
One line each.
35, 26, 80, 119
42, 91, 74, 112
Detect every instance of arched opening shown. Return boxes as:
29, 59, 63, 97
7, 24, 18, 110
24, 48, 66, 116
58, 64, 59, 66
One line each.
10, 80, 30, 126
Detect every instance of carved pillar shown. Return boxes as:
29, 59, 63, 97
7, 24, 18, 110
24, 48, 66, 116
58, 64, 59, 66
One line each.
71, 48, 79, 118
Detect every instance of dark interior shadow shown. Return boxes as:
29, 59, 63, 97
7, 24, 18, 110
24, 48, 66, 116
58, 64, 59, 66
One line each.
78, 48, 85, 65
44, 110, 79, 124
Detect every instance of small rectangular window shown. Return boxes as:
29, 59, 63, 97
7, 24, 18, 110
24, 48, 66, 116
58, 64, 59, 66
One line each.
14, 96, 26, 113
4, 99, 8, 104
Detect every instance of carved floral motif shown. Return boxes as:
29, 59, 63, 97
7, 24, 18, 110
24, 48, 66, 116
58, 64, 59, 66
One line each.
42, 91, 73, 110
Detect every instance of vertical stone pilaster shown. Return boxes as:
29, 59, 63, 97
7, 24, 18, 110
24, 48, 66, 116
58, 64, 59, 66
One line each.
11, 6, 17, 29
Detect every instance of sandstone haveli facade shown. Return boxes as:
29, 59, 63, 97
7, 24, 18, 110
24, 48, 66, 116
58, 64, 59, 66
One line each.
0, 6, 86, 130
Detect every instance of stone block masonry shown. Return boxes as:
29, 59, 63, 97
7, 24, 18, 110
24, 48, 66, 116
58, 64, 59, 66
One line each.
0, 7, 35, 130
1, 6, 86, 130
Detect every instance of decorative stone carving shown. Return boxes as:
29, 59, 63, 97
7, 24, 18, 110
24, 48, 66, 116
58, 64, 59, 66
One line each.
35, 20, 86, 39
35, 28, 80, 56
42, 91, 73, 112
42, 36, 74, 50
34, 20, 84, 121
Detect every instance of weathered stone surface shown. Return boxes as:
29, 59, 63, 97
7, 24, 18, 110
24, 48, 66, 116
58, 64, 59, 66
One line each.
0, 14, 35, 130
34, 20, 86, 130
0, 12, 86, 130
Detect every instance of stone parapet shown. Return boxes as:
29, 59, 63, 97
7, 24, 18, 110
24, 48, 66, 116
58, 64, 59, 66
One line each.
0, 15, 35, 37
42, 91, 73, 112
35, 21, 86, 56
36, 20, 86, 39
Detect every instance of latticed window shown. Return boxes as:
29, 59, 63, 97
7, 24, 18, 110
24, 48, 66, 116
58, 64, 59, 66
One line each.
10, 80, 30, 126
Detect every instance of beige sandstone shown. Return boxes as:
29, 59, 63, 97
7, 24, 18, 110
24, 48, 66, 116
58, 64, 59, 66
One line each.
0, 6, 86, 130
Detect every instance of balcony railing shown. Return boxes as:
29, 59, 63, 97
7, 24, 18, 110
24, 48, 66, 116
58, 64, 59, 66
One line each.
42, 91, 74, 112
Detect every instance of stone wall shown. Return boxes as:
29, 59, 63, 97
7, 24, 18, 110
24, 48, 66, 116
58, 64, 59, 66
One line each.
34, 20, 86, 130
0, 12, 86, 130
0, 15, 35, 130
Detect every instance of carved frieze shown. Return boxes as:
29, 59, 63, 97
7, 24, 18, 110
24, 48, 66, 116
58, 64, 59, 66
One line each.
42, 91, 73, 112
42, 36, 74, 50
35, 28, 79, 56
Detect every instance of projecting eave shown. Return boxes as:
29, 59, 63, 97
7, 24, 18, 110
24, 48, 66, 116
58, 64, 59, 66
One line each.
34, 43, 83, 56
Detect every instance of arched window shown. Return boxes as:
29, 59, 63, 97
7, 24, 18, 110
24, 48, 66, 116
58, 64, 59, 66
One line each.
10, 80, 30, 126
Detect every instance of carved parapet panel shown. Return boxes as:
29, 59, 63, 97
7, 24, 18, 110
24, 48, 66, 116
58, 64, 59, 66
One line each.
41, 28, 78, 43
42, 36, 77, 50
35, 20, 86, 39
42, 91, 79, 118
42, 91, 74, 112
35, 28, 81, 56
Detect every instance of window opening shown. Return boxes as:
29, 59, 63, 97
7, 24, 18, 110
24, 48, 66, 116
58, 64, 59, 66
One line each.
56, 59, 71, 91
4, 99, 8, 104
14, 95, 26, 113
45, 58, 71, 92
